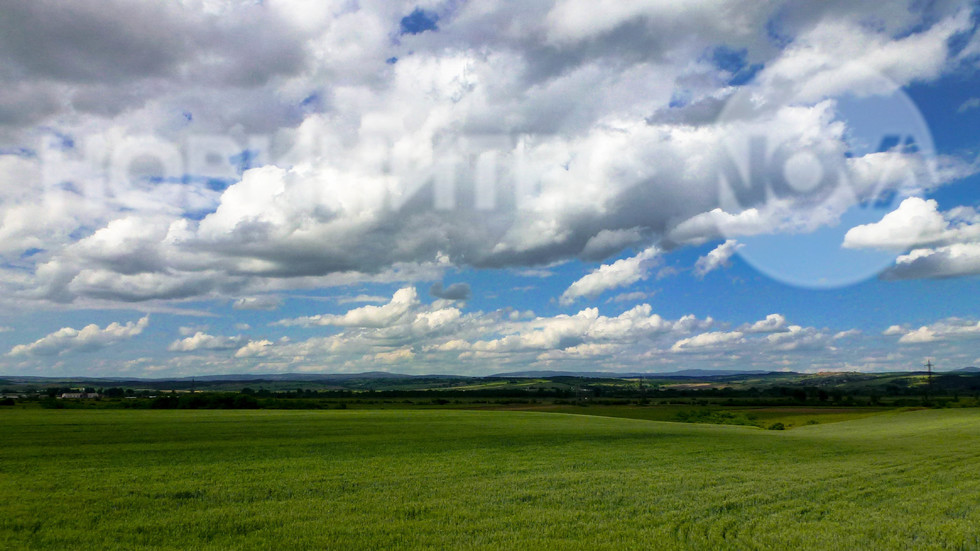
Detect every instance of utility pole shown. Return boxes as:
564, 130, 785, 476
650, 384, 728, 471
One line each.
924, 359, 934, 403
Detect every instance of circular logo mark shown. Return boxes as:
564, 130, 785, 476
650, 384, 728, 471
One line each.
715, 68, 936, 288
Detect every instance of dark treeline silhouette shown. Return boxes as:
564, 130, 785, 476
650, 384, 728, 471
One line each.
8, 371, 980, 410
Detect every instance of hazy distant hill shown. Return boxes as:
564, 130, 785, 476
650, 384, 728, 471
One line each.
187, 371, 415, 382
950, 366, 980, 373
492, 369, 772, 379
3, 369, 979, 395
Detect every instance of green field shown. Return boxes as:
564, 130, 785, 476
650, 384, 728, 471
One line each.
2, 409, 979, 549
477, 403, 895, 429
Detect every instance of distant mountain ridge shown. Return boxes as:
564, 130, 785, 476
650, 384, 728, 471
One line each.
949, 366, 980, 373
2, 371, 422, 383
2, 370, 774, 382
491, 369, 773, 379
3, 367, 979, 383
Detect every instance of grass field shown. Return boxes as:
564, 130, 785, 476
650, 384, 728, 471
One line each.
2, 409, 979, 549
475, 403, 895, 428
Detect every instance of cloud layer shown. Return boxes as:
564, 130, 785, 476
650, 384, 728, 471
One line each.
9, 316, 148, 357
0, 1, 978, 377
131, 286, 881, 374
0, 1, 972, 309
844, 197, 980, 279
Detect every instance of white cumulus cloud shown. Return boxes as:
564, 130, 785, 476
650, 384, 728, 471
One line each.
168, 332, 247, 352
672, 331, 745, 352
694, 240, 744, 278
277, 287, 422, 328
844, 198, 980, 279
9, 316, 149, 357
887, 318, 980, 345
560, 247, 659, 305
742, 314, 787, 333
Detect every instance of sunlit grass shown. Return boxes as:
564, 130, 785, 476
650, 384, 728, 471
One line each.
2, 409, 978, 549
472, 403, 894, 428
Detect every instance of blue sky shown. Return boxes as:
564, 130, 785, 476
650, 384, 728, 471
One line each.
0, 0, 979, 376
